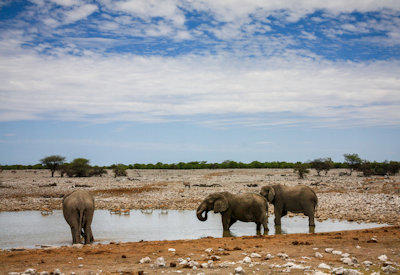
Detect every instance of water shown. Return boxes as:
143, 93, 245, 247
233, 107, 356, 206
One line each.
0, 210, 386, 249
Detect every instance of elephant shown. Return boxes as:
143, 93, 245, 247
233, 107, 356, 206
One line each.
62, 190, 95, 244
196, 192, 269, 234
260, 184, 318, 227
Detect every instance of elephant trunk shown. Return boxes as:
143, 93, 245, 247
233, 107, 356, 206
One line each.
196, 203, 208, 221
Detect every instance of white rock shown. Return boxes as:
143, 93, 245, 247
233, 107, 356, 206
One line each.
139, 256, 151, 264
277, 253, 289, 259
315, 252, 323, 258
313, 271, 330, 275
188, 260, 199, 267
78, 264, 83, 268
341, 257, 353, 266
243, 256, 251, 263
23, 268, 36, 274
362, 261, 373, 266
318, 263, 331, 270
332, 250, 343, 255
269, 264, 281, 268
370, 273, 380, 275
264, 253, 273, 260
325, 248, 334, 253
302, 256, 311, 260
77, 257, 83, 260
356, 245, 361, 249
39, 272, 49, 275
168, 248, 176, 252
205, 248, 213, 253
156, 257, 166, 267
343, 269, 362, 275
250, 253, 261, 258
201, 263, 208, 268
382, 265, 397, 273
333, 267, 345, 274
179, 259, 188, 266
192, 266, 197, 270
8, 273, 20, 275
313, 248, 319, 250
342, 253, 350, 258
234, 266, 244, 274
52, 269, 61, 275
72, 243, 83, 249
378, 255, 388, 262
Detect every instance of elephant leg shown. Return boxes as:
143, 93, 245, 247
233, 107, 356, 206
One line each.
256, 222, 261, 232
304, 207, 315, 226
274, 208, 282, 226
261, 216, 269, 234
221, 214, 231, 231
83, 211, 94, 244
281, 209, 288, 217
229, 218, 237, 228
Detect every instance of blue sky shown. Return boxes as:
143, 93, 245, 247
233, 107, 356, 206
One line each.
0, 0, 399, 165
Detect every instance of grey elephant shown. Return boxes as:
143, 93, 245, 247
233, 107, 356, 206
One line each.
260, 184, 317, 227
62, 190, 95, 244
196, 192, 269, 234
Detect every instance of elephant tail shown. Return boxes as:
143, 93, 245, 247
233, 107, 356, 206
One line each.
79, 208, 85, 238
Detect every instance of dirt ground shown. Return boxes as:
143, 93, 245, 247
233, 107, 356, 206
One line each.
1, 169, 400, 274
1, 226, 399, 274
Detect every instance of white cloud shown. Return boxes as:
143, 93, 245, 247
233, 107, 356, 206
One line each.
63, 4, 98, 24
0, 43, 399, 128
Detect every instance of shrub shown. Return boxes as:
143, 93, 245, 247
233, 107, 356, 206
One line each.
293, 162, 310, 179
40, 155, 65, 177
343, 153, 362, 175
68, 158, 91, 177
310, 157, 334, 176
113, 164, 127, 177
89, 166, 107, 177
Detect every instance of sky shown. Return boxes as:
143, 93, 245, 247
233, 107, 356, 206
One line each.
0, 0, 400, 165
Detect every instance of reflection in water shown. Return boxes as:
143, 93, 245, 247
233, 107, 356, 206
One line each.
0, 210, 386, 249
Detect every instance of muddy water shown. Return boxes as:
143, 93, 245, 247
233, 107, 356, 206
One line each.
0, 210, 386, 249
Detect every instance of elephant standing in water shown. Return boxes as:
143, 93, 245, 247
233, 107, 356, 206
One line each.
260, 184, 317, 227
196, 192, 269, 234
62, 190, 94, 244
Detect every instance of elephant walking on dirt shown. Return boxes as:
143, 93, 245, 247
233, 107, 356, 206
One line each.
260, 184, 317, 227
62, 190, 95, 244
196, 192, 269, 234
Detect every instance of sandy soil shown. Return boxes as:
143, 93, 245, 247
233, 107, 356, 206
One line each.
0, 169, 399, 225
1, 226, 399, 274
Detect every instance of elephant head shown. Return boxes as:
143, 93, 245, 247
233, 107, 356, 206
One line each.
260, 186, 275, 203
196, 192, 229, 221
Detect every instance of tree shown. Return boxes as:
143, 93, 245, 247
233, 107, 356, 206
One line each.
310, 157, 334, 176
343, 153, 362, 175
69, 158, 91, 177
113, 164, 127, 177
40, 155, 65, 177
293, 162, 310, 179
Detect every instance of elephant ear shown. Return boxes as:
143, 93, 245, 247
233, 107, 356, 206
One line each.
267, 187, 275, 203
213, 196, 229, 213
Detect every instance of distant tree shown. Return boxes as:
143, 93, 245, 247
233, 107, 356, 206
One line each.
310, 157, 334, 176
293, 162, 310, 179
40, 155, 65, 177
69, 158, 91, 177
343, 153, 362, 175
113, 164, 127, 177
89, 166, 108, 177
387, 161, 400, 176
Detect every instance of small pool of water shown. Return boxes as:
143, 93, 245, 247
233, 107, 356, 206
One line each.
0, 210, 386, 249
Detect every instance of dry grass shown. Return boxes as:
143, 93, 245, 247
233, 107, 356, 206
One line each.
92, 183, 168, 197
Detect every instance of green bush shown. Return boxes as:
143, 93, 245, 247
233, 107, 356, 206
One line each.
89, 166, 107, 177
293, 162, 310, 179
343, 153, 362, 175
66, 158, 91, 177
310, 157, 333, 176
40, 155, 65, 177
113, 164, 127, 177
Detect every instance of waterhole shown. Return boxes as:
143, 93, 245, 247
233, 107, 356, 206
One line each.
0, 210, 385, 249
